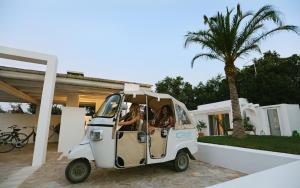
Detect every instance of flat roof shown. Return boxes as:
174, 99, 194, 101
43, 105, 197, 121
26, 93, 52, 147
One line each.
0, 66, 152, 88
0, 66, 152, 105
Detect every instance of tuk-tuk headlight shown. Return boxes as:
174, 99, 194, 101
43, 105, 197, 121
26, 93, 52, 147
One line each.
90, 129, 104, 141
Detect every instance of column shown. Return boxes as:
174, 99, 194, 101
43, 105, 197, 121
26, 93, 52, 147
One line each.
32, 57, 57, 167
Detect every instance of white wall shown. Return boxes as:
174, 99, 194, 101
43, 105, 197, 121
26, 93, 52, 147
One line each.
252, 107, 271, 135
258, 104, 300, 136
190, 112, 209, 135
0, 113, 61, 143
192, 101, 300, 136
208, 160, 300, 188
196, 143, 300, 174
58, 107, 86, 155
286, 104, 300, 134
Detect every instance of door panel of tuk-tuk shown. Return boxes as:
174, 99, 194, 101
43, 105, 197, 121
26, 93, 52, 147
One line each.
115, 94, 148, 168
115, 131, 147, 168
147, 98, 173, 159
89, 93, 123, 168
149, 128, 168, 158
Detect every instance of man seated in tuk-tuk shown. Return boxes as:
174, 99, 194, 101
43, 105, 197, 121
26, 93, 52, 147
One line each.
118, 103, 141, 131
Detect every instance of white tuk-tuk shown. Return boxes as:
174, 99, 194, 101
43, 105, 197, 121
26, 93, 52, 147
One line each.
65, 90, 198, 183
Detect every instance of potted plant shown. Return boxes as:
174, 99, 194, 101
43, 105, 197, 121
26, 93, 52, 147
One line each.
243, 117, 256, 135
225, 128, 233, 136
197, 120, 207, 137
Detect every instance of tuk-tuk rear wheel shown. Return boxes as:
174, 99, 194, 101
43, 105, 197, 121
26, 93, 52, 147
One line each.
173, 151, 189, 172
65, 158, 91, 184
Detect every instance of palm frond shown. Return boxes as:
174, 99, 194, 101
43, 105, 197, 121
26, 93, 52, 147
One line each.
185, 4, 299, 67
191, 53, 223, 68
236, 25, 299, 58
234, 5, 284, 54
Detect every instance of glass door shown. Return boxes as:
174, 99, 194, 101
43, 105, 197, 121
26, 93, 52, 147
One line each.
267, 108, 281, 136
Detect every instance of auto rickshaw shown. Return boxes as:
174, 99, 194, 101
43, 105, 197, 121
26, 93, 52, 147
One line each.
65, 90, 198, 183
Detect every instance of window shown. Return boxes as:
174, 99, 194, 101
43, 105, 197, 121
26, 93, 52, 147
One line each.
175, 104, 191, 125
96, 94, 121, 118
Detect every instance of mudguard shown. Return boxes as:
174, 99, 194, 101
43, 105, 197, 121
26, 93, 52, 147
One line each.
68, 143, 94, 161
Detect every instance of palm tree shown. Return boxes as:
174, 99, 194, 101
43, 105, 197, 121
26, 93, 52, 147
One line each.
185, 4, 299, 138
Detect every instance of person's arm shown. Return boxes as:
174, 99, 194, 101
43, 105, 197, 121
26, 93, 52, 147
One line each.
119, 112, 131, 122
167, 116, 175, 128
119, 115, 140, 126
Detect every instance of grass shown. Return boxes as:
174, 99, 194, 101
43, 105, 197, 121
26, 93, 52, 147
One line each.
198, 135, 300, 155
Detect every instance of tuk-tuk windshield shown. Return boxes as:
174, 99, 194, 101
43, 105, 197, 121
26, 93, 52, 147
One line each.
96, 94, 121, 118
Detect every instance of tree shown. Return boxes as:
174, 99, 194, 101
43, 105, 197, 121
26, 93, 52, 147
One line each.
237, 51, 300, 105
51, 104, 62, 115
9, 103, 24, 113
155, 75, 230, 110
27, 103, 36, 114
27, 103, 63, 115
155, 76, 197, 110
184, 4, 299, 138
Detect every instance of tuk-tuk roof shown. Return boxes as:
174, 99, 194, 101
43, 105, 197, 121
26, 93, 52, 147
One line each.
122, 90, 187, 109
122, 90, 196, 126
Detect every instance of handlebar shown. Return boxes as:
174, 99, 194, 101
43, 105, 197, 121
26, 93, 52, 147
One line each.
8, 125, 17, 129
23, 126, 35, 129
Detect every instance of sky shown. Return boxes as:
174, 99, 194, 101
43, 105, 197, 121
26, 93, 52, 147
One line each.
0, 0, 299, 87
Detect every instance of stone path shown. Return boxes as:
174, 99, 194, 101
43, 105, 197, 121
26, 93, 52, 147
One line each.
0, 166, 38, 188
0, 143, 57, 188
20, 160, 244, 188
0, 143, 245, 188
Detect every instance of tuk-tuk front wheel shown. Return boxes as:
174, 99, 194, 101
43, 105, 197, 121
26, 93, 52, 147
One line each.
65, 158, 91, 183
174, 151, 189, 172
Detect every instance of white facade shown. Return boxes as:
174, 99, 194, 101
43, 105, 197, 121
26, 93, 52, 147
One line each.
190, 98, 300, 136
0, 47, 152, 167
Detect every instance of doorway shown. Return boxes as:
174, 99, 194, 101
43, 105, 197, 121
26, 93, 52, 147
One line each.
267, 108, 281, 136
208, 113, 230, 135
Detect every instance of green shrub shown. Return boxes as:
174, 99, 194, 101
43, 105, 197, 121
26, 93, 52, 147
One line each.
292, 130, 300, 139
243, 117, 254, 131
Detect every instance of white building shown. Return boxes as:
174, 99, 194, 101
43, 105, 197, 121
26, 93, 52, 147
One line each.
190, 98, 300, 136
0, 45, 152, 166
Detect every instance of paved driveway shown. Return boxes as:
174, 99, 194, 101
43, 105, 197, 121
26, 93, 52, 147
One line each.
0, 144, 245, 188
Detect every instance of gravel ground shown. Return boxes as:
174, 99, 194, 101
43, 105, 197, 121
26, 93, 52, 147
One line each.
0, 143, 245, 188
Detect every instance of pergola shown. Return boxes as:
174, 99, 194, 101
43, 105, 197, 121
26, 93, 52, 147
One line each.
0, 66, 151, 109
0, 46, 152, 166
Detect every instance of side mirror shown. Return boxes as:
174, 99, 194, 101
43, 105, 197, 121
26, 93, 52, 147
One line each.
121, 103, 128, 110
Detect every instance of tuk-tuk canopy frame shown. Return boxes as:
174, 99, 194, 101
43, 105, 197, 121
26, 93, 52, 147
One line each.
122, 90, 196, 129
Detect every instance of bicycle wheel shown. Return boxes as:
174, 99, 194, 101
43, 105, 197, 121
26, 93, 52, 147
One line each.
14, 133, 29, 148
0, 134, 14, 153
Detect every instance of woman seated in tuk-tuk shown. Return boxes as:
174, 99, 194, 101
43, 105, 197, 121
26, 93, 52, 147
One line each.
118, 103, 141, 131
149, 105, 175, 133
155, 105, 175, 128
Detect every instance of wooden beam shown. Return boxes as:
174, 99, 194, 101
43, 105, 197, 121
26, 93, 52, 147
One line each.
0, 80, 39, 104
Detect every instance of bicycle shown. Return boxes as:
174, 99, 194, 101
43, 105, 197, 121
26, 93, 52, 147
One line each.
0, 125, 35, 153
0, 125, 28, 153
20, 126, 36, 147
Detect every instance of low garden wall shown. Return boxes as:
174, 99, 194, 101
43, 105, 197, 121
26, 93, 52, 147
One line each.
196, 142, 300, 174
208, 160, 300, 188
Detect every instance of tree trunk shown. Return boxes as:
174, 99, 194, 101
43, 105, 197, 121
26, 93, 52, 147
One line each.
224, 62, 246, 138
